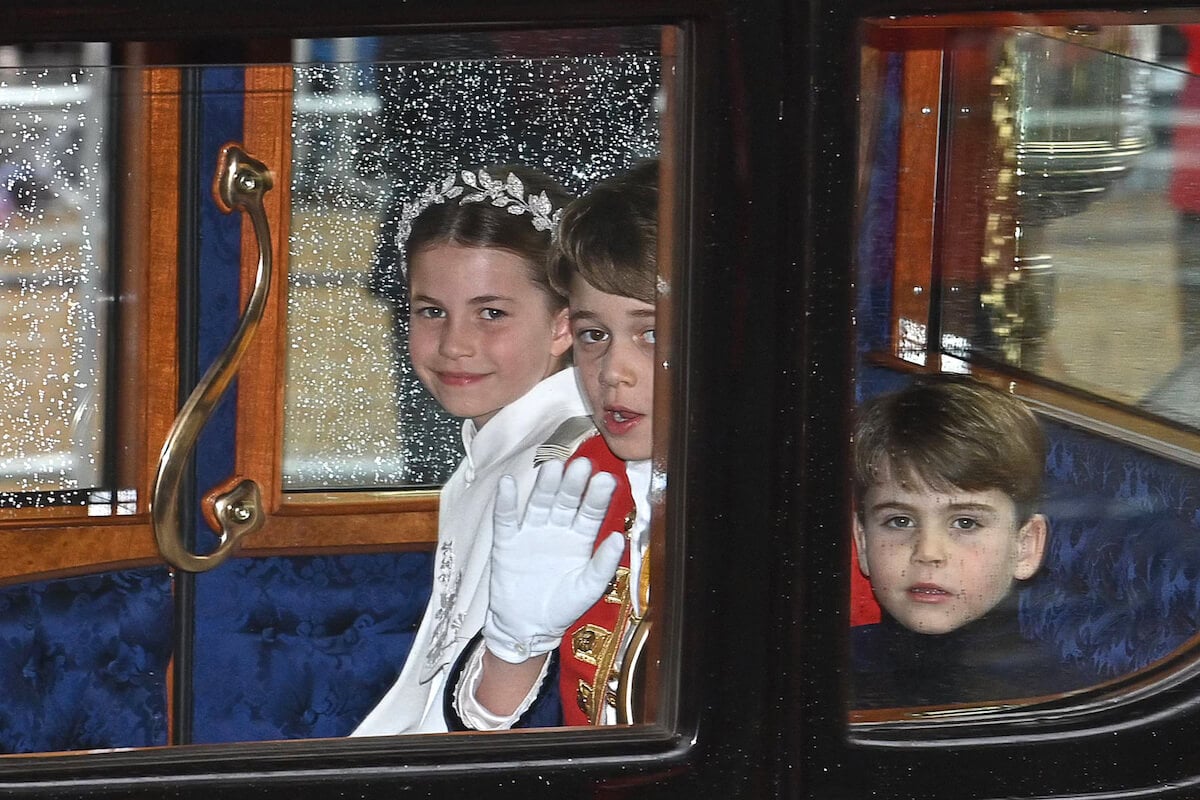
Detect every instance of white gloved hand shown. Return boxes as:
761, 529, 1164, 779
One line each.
483, 458, 626, 664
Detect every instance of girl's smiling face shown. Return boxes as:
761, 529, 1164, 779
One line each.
853, 469, 1047, 635
408, 243, 571, 428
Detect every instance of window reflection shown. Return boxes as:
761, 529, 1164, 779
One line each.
935, 28, 1200, 430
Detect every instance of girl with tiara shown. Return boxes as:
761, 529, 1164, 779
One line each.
352, 165, 585, 734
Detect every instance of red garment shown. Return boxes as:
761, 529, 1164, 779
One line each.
1171, 26, 1200, 212
558, 434, 636, 726
850, 537, 881, 626
1184, 25, 1200, 76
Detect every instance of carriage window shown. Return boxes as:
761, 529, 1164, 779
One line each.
853, 21, 1200, 724
0, 25, 675, 761
0, 43, 114, 511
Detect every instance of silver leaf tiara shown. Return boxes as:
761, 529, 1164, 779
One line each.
397, 168, 564, 276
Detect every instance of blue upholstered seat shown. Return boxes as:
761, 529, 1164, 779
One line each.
1020, 420, 1200, 680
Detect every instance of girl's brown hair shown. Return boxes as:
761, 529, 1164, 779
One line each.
406, 165, 572, 308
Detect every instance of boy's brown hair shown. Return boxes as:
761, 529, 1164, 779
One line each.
854, 376, 1046, 523
549, 159, 657, 304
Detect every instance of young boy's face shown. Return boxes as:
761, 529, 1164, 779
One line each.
568, 275, 656, 461
853, 469, 1047, 635
408, 243, 570, 428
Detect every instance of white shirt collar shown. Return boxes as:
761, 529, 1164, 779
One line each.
458, 368, 582, 483
625, 458, 652, 549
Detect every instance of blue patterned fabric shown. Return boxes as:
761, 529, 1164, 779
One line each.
1021, 421, 1200, 679
191, 552, 433, 743
0, 568, 172, 754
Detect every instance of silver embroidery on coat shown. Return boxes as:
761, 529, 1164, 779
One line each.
426, 539, 464, 669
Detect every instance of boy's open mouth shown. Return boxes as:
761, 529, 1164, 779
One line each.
604, 407, 643, 433
907, 584, 951, 601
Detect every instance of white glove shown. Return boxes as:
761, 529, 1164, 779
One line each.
483, 458, 626, 664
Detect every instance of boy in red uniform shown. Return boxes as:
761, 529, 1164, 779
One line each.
447, 160, 659, 728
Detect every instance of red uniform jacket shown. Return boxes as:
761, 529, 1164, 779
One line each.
559, 434, 637, 726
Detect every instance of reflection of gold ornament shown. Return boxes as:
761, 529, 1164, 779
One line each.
979, 29, 1149, 369
980, 38, 1023, 366
1013, 28, 1149, 223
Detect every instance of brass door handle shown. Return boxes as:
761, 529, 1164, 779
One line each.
616, 616, 652, 724
152, 143, 274, 573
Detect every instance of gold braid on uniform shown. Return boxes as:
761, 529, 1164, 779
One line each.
573, 507, 638, 724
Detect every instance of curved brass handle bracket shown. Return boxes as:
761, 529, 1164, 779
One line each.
152, 143, 275, 573
616, 617, 652, 724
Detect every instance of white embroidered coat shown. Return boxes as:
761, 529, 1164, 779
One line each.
351, 367, 587, 735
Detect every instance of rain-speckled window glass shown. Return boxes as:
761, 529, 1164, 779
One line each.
283, 30, 662, 490
0, 43, 112, 508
